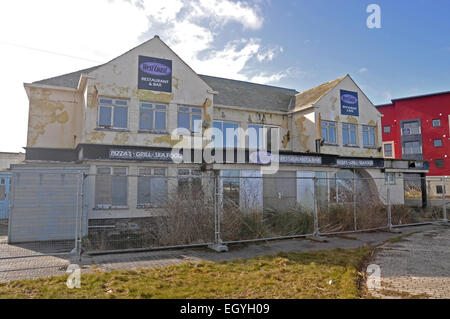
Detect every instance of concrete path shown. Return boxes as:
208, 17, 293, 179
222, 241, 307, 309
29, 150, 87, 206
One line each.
370, 224, 450, 299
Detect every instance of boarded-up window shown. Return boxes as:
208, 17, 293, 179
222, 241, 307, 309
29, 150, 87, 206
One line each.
95, 167, 128, 208
137, 167, 167, 207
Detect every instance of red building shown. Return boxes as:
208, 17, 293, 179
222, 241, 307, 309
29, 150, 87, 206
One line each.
377, 91, 450, 177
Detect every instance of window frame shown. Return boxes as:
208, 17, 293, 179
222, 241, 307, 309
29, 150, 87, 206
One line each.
137, 167, 168, 208
213, 120, 240, 148
94, 166, 128, 210
384, 172, 395, 185
342, 123, 357, 146
433, 139, 443, 147
403, 141, 422, 155
383, 141, 394, 158
401, 121, 421, 135
436, 185, 443, 194
362, 125, 376, 148
97, 98, 129, 130
177, 106, 203, 134
432, 119, 441, 128
139, 102, 167, 132
321, 121, 337, 145
435, 159, 445, 168
247, 123, 280, 150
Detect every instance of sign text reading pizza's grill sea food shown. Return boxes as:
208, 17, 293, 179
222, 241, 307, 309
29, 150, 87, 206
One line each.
109, 150, 182, 162
340, 89, 359, 116
138, 56, 172, 93
336, 159, 374, 167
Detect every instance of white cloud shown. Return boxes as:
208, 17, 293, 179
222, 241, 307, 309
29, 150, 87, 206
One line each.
359, 67, 369, 73
0, 0, 287, 152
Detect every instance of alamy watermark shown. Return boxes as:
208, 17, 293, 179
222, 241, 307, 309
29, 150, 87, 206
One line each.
170, 124, 281, 174
366, 264, 381, 290
367, 4, 381, 29
66, 264, 81, 289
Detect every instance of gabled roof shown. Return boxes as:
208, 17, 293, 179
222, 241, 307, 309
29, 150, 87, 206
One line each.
199, 74, 297, 112
32, 65, 102, 88
294, 75, 346, 110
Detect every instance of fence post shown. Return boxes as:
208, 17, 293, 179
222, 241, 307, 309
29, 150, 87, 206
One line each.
77, 172, 86, 262
313, 177, 320, 237
353, 174, 357, 231
73, 172, 81, 258
443, 177, 448, 223
387, 182, 392, 230
209, 173, 228, 252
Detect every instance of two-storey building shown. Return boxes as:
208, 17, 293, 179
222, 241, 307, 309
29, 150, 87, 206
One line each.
9, 36, 428, 242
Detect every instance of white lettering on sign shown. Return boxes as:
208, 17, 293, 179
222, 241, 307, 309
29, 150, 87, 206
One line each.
109, 149, 182, 162
337, 159, 374, 167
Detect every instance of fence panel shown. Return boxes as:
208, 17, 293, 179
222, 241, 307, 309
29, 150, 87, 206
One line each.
396, 175, 443, 226
220, 174, 314, 243
82, 174, 216, 252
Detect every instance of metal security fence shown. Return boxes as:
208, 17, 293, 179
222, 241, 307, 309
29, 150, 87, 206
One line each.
2, 169, 449, 270
78, 172, 448, 256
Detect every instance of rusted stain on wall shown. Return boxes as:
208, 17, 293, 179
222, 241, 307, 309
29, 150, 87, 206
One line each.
87, 85, 99, 109
86, 131, 106, 143
153, 134, 183, 147
346, 116, 358, 124
136, 90, 173, 103
173, 76, 180, 90
27, 89, 70, 146
294, 116, 311, 150
113, 132, 130, 145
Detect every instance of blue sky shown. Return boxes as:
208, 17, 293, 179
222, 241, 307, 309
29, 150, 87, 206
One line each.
0, 0, 449, 152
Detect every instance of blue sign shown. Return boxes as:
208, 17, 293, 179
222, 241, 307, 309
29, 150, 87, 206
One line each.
138, 56, 172, 92
340, 90, 359, 116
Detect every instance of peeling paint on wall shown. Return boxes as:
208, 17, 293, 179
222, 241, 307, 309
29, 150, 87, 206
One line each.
86, 131, 106, 143
27, 89, 71, 147
295, 116, 311, 150
113, 132, 130, 145
153, 134, 183, 147
173, 76, 180, 90
136, 89, 173, 103
346, 116, 358, 124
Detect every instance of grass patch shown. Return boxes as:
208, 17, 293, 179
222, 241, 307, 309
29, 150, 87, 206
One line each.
0, 247, 371, 299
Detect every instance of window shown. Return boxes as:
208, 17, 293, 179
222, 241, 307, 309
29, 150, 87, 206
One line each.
321, 121, 337, 144
178, 106, 202, 133
98, 98, 128, 129
402, 121, 420, 135
139, 102, 167, 131
384, 173, 395, 185
342, 123, 357, 146
383, 125, 391, 133
432, 119, 441, 127
213, 121, 239, 148
178, 168, 202, 196
435, 159, 445, 168
403, 141, 421, 155
362, 125, 376, 148
95, 167, 128, 209
137, 167, 167, 207
248, 124, 279, 150
436, 185, 443, 194
434, 139, 443, 147
383, 142, 393, 157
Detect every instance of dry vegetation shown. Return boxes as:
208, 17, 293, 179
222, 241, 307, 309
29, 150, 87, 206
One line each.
0, 247, 372, 299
